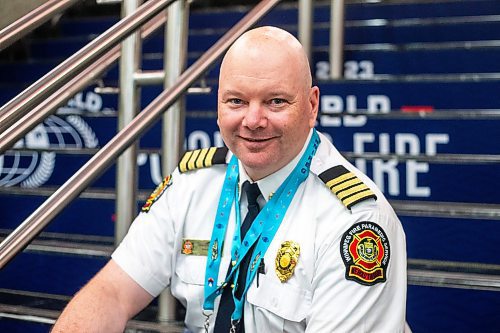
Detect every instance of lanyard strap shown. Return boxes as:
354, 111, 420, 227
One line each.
203, 130, 321, 322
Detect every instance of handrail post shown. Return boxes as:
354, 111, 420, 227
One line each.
115, 0, 142, 245
159, 0, 190, 322
329, 0, 345, 79
298, 0, 313, 63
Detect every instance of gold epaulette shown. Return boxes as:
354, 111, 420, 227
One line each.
318, 165, 377, 210
178, 147, 228, 173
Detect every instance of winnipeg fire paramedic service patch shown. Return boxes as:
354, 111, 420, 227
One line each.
340, 222, 390, 286
141, 175, 172, 213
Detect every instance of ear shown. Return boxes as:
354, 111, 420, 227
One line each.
308, 86, 320, 128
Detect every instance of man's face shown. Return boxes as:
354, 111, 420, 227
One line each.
217, 45, 319, 180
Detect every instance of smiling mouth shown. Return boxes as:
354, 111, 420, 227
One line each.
239, 135, 278, 144
243, 137, 272, 142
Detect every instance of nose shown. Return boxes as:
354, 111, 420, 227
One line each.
242, 102, 267, 130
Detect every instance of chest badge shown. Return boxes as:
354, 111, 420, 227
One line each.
275, 241, 300, 283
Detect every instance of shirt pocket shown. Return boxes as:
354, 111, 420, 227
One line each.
246, 272, 312, 330
176, 255, 206, 285
175, 255, 207, 329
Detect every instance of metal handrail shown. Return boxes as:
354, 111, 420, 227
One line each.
0, 0, 281, 269
0, 0, 79, 51
0, 0, 175, 142
0, 12, 167, 158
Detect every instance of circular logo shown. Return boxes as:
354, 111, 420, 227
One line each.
0, 115, 98, 188
340, 221, 390, 285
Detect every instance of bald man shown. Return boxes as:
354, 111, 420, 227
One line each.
53, 26, 406, 333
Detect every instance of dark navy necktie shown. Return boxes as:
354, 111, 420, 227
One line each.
214, 181, 261, 333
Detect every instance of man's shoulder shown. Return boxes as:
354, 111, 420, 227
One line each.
311, 134, 381, 212
316, 164, 378, 211
177, 146, 228, 173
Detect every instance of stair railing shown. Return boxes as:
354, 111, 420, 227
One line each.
0, 0, 281, 268
0, 0, 176, 150
0, 0, 79, 51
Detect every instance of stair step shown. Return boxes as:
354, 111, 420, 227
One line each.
0, 289, 184, 332
0, 232, 114, 258
407, 282, 500, 332
1, 200, 499, 266
23, 17, 500, 61
5, 45, 500, 86
54, 1, 500, 37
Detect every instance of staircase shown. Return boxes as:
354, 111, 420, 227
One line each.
1, 0, 500, 332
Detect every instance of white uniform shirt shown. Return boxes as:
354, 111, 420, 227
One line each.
112, 131, 407, 332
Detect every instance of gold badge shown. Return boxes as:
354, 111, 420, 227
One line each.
275, 241, 300, 283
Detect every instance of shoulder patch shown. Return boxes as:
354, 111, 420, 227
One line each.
141, 175, 173, 213
340, 221, 390, 286
178, 147, 228, 173
318, 165, 377, 210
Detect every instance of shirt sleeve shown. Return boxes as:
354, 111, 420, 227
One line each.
306, 200, 407, 333
112, 172, 180, 297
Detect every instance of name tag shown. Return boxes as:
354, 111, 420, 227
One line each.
181, 239, 210, 256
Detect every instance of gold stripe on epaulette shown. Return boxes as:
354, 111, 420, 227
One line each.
325, 172, 355, 188
205, 147, 217, 167
337, 184, 370, 200
179, 151, 193, 173
343, 189, 376, 208
178, 147, 228, 173
195, 148, 209, 169
318, 165, 377, 210
331, 176, 360, 194
187, 149, 201, 171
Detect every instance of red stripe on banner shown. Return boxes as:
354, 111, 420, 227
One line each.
401, 105, 434, 112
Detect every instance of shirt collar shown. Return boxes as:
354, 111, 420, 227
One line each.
238, 129, 313, 202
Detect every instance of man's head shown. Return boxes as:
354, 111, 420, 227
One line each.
217, 26, 319, 181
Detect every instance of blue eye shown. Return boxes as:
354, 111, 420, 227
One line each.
229, 98, 243, 105
270, 98, 286, 105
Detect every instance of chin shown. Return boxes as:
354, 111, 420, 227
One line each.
243, 155, 283, 176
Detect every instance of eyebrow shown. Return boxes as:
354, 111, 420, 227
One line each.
219, 89, 243, 97
268, 91, 295, 99
220, 89, 295, 100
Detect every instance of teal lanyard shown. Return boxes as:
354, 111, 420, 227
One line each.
202, 130, 320, 323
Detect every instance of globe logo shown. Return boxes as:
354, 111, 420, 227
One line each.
0, 114, 98, 188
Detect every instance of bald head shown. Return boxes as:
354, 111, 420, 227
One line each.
216, 26, 319, 180
220, 26, 312, 90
